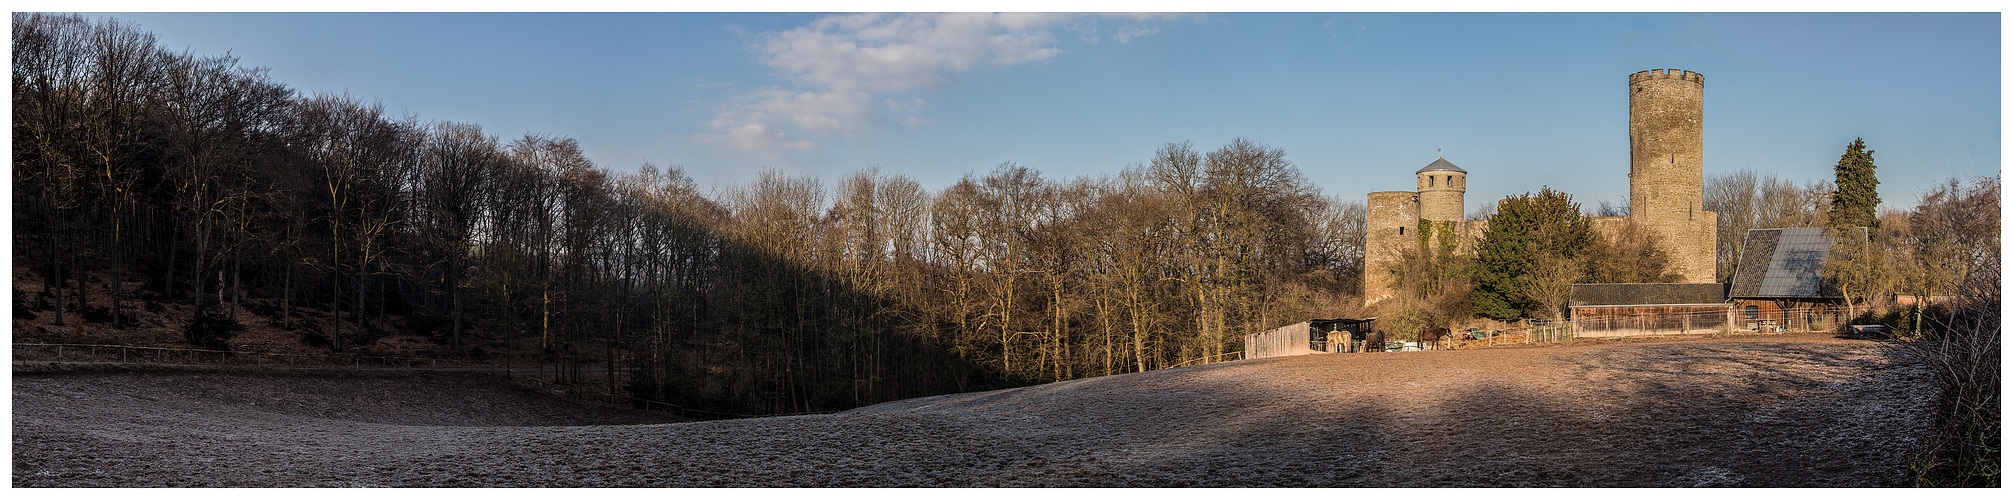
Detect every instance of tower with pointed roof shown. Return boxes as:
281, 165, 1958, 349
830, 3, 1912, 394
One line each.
1416, 156, 1466, 224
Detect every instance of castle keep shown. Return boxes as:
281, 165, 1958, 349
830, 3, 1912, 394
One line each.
1625, 69, 1716, 283
1363, 69, 1719, 306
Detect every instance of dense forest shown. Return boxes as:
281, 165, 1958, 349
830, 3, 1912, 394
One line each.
11, 13, 1368, 415
14, 14, 1997, 422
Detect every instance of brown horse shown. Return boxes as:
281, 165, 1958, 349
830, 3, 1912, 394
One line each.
1418, 327, 1451, 349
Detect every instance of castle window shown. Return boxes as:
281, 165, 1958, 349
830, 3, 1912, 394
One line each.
1428, 177, 1435, 187
1398, 226, 1405, 236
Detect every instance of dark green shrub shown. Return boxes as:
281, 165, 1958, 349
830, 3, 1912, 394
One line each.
183, 300, 242, 351
14, 289, 36, 320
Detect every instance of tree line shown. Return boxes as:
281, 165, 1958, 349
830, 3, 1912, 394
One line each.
11, 13, 1367, 415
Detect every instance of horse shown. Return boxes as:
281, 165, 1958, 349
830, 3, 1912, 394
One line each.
1418, 327, 1451, 349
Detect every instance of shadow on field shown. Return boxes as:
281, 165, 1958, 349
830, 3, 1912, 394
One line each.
907, 340, 1930, 487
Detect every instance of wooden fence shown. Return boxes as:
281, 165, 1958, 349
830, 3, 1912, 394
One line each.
1569, 308, 1732, 338
1526, 319, 1577, 343
1735, 306, 1850, 333
1244, 321, 1322, 359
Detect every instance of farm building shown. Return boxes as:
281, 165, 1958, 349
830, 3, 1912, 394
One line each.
1567, 283, 1731, 337
1727, 227, 1856, 332
1564, 228, 1861, 337
1244, 318, 1378, 359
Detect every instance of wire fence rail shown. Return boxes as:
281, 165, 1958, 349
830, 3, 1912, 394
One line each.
11, 343, 848, 421
1168, 351, 1245, 368
12, 342, 453, 369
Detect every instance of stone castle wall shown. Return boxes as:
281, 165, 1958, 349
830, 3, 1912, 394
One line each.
1669, 215, 1717, 282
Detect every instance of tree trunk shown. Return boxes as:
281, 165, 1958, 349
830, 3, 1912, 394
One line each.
356, 260, 368, 346
450, 284, 463, 352
541, 288, 551, 350
72, 243, 87, 313
1052, 280, 1066, 381
164, 221, 178, 299
1130, 288, 1148, 373
110, 212, 123, 329
230, 251, 240, 323
193, 216, 210, 312
330, 232, 342, 352
50, 228, 65, 327
1098, 294, 1114, 376
281, 254, 293, 325
607, 297, 619, 405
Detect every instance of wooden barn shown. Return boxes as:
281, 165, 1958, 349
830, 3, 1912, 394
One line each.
1727, 227, 1854, 332
1567, 283, 1731, 337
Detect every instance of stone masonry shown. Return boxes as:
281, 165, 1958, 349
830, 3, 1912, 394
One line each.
1416, 160, 1465, 223
1363, 190, 1422, 306
1363, 158, 1474, 306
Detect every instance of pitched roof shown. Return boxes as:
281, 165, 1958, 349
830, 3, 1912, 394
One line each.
1416, 157, 1465, 174
1569, 283, 1728, 307
1729, 227, 1853, 299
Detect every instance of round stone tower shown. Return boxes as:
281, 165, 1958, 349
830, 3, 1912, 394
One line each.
1627, 68, 1717, 283
1628, 68, 1704, 223
1415, 157, 1466, 223
1362, 191, 1421, 306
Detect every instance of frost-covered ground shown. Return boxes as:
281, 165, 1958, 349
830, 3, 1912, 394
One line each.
13, 334, 1933, 487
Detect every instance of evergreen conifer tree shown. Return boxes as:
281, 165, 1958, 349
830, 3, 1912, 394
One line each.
1830, 138, 1881, 234
1469, 188, 1592, 320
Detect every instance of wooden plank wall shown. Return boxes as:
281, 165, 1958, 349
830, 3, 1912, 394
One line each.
1245, 321, 1318, 359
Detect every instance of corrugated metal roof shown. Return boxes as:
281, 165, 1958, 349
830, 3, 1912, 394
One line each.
1569, 283, 1728, 307
1729, 227, 1852, 299
1415, 157, 1465, 174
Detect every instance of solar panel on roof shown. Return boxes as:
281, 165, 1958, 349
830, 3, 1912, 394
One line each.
1731, 227, 1855, 299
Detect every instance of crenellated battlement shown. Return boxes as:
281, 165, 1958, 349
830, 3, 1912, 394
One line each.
1629, 68, 1704, 85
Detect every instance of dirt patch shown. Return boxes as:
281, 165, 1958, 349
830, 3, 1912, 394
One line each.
13, 334, 1933, 487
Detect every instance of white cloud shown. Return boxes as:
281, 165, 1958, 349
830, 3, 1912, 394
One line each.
697, 12, 1186, 158
694, 87, 869, 158
1113, 25, 1161, 44
762, 13, 1069, 93
885, 97, 932, 127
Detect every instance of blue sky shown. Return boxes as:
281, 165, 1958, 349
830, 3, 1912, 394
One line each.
80, 9, 2001, 212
